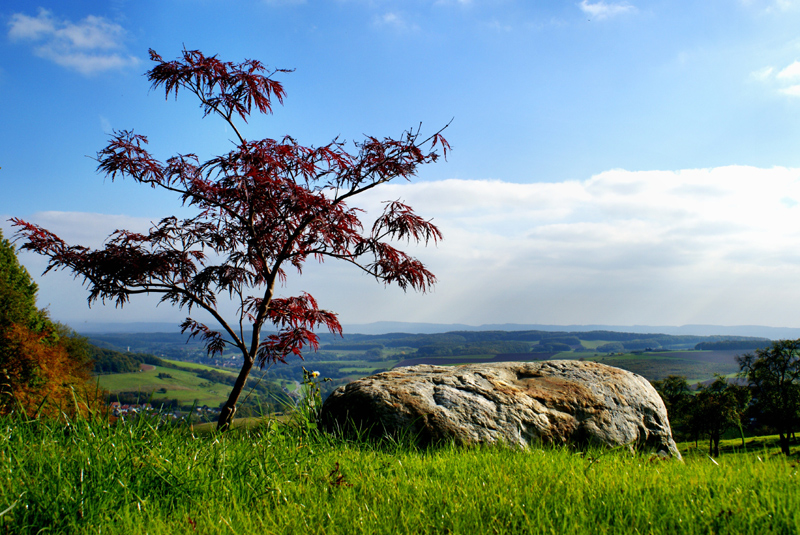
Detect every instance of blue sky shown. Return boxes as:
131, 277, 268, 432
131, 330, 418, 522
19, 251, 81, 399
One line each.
4, 0, 800, 330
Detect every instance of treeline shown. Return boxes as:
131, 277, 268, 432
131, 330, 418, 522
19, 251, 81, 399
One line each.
91, 347, 165, 374
416, 340, 532, 356
694, 340, 770, 351
318, 330, 766, 352
652, 339, 800, 456
596, 340, 665, 352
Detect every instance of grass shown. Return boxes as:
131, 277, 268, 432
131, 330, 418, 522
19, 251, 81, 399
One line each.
97, 365, 232, 406
2, 411, 800, 534
160, 359, 239, 374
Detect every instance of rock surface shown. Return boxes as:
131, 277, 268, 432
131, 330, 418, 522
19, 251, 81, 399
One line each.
321, 360, 680, 458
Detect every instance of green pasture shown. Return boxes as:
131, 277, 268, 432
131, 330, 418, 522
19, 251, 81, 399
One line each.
588, 355, 739, 382
160, 358, 238, 374
578, 339, 609, 350
338, 367, 386, 373
97, 365, 232, 406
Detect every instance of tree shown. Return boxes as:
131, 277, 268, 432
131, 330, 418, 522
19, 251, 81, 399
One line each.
737, 339, 800, 455
687, 375, 750, 457
0, 231, 94, 417
12, 49, 449, 430
651, 375, 693, 439
0, 229, 48, 333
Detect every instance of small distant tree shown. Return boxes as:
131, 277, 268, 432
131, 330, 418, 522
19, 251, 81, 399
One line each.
737, 339, 800, 455
688, 375, 749, 457
12, 49, 448, 430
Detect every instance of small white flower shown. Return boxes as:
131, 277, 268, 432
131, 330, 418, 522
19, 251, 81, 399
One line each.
311, 371, 320, 378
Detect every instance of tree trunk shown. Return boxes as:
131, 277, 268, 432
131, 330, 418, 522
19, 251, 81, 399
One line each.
709, 432, 721, 457
217, 357, 255, 431
739, 427, 746, 450
779, 432, 791, 455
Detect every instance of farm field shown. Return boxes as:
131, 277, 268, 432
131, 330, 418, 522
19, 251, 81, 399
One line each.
97, 365, 234, 407
159, 359, 239, 372
90, 330, 765, 409
389, 349, 742, 383
587, 350, 741, 382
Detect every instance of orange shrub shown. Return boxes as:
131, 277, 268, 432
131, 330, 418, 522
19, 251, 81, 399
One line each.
0, 323, 98, 418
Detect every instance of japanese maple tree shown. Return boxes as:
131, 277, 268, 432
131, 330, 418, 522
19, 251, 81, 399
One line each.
12, 49, 448, 430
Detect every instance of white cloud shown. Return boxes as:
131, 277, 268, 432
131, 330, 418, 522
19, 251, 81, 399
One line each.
99, 115, 112, 135
752, 60, 800, 97
777, 60, 800, 79
340, 166, 800, 326
9, 166, 800, 328
779, 84, 800, 96
579, 0, 636, 20
7, 8, 139, 75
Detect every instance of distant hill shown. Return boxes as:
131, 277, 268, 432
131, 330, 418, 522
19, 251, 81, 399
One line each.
322, 322, 800, 339
71, 320, 800, 340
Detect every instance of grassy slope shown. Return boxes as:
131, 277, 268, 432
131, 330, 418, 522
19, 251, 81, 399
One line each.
98, 365, 233, 406
159, 359, 239, 373
2, 415, 799, 534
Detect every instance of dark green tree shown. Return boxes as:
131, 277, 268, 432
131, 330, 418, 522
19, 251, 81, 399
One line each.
688, 375, 750, 457
651, 375, 692, 439
737, 339, 800, 455
0, 229, 48, 332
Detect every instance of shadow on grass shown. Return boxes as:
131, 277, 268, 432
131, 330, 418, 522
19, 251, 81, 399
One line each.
678, 434, 800, 457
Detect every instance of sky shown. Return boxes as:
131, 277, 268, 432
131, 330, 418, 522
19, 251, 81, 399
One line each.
4, 0, 800, 331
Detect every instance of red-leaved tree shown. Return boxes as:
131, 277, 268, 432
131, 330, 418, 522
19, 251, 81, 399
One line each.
12, 49, 448, 430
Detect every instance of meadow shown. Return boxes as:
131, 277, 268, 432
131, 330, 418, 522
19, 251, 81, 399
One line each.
2, 412, 798, 534
99, 364, 234, 407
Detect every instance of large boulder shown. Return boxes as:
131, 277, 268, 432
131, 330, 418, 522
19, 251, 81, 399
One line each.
321, 360, 680, 458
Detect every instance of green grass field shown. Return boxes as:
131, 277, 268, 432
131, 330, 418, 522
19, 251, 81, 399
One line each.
2, 412, 799, 534
97, 365, 233, 406
160, 359, 239, 373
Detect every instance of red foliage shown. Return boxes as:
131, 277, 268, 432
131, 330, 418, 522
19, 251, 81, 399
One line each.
12, 49, 448, 428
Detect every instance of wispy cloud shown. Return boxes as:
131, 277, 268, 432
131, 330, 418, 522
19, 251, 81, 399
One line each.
8, 8, 139, 75
750, 66, 774, 81
740, 0, 798, 13
487, 19, 513, 32
373, 12, 419, 32
578, 1, 636, 20
752, 60, 800, 97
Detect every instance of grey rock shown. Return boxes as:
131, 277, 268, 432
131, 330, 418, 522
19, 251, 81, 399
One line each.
320, 360, 681, 458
